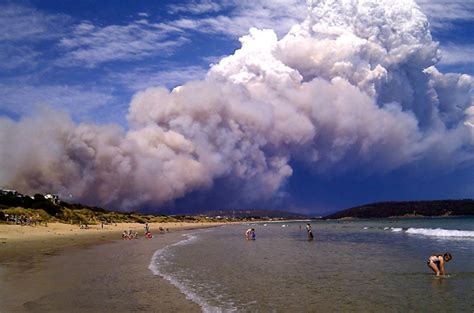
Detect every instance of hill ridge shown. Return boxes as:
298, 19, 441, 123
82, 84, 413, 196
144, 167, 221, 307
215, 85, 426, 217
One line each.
324, 199, 474, 219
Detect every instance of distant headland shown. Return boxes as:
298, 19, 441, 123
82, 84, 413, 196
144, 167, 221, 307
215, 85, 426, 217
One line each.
324, 200, 474, 219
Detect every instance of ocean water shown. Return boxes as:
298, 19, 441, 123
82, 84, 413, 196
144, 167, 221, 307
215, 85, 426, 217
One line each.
149, 218, 474, 312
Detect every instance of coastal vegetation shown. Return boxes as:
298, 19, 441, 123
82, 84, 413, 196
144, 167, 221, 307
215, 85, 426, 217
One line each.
324, 200, 474, 219
0, 190, 226, 225
0, 190, 310, 225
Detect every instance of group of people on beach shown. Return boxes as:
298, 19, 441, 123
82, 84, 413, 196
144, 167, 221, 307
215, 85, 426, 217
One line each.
122, 223, 171, 240
245, 223, 453, 276
2, 213, 45, 226
122, 229, 139, 240
123, 223, 152, 239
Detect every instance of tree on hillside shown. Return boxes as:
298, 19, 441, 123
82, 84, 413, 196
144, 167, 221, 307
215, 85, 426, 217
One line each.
34, 194, 45, 201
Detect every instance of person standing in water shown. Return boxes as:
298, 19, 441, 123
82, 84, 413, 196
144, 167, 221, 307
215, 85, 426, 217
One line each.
245, 228, 256, 240
306, 223, 314, 240
427, 253, 452, 276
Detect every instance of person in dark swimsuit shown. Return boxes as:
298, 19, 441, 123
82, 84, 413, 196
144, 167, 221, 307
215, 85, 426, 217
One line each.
427, 253, 452, 276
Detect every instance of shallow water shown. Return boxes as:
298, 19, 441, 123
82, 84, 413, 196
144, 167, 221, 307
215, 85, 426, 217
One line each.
149, 217, 474, 312
0, 233, 202, 313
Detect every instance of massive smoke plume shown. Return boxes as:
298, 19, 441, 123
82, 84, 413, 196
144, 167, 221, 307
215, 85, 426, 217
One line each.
1, 0, 473, 211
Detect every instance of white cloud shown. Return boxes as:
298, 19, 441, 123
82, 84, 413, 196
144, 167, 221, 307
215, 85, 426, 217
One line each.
439, 44, 474, 66
0, 3, 68, 70
57, 21, 188, 67
415, 1, 474, 74
110, 65, 208, 91
0, 3, 69, 41
0, 84, 115, 121
15, 0, 306, 69
0, 46, 40, 70
167, 0, 225, 14
203, 54, 228, 66
168, 0, 307, 38
417, 0, 474, 30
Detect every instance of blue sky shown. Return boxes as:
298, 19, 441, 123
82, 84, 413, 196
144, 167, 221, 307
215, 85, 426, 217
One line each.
1, 0, 307, 124
1, 0, 473, 214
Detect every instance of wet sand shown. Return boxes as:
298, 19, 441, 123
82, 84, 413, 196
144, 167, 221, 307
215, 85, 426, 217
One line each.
0, 223, 224, 312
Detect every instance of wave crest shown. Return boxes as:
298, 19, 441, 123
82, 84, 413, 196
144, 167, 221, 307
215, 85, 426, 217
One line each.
405, 228, 474, 238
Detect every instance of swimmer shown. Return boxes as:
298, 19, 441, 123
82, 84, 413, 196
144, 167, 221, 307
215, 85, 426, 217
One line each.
245, 228, 255, 240
245, 228, 252, 240
427, 253, 452, 276
306, 223, 314, 240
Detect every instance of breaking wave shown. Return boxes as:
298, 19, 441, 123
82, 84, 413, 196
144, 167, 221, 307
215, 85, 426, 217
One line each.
405, 228, 474, 238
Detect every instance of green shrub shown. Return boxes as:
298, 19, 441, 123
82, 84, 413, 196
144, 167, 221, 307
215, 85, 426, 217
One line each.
31, 201, 61, 216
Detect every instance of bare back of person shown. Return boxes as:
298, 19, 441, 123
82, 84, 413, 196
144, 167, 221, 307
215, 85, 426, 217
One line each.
427, 253, 452, 276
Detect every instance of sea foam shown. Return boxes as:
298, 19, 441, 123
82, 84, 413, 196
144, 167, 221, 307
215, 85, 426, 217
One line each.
390, 228, 403, 232
405, 228, 474, 238
148, 233, 225, 313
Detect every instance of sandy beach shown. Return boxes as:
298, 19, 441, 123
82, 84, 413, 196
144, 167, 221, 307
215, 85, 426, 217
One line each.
0, 222, 225, 312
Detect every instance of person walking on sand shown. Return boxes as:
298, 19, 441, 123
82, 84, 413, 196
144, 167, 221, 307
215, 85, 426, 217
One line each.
427, 253, 452, 276
306, 223, 314, 240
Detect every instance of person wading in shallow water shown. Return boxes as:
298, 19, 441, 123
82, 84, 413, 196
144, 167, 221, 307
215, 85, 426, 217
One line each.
306, 223, 314, 240
245, 228, 256, 240
427, 253, 452, 276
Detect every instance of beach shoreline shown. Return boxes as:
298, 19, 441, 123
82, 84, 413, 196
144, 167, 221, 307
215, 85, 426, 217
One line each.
0, 221, 227, 312
0, 221, 224, 263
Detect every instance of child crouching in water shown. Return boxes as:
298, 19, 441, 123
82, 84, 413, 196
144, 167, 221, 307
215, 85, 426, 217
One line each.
427, 253, 452, 276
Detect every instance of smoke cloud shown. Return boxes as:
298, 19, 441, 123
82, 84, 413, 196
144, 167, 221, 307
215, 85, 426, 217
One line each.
1, 0, 473, 211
